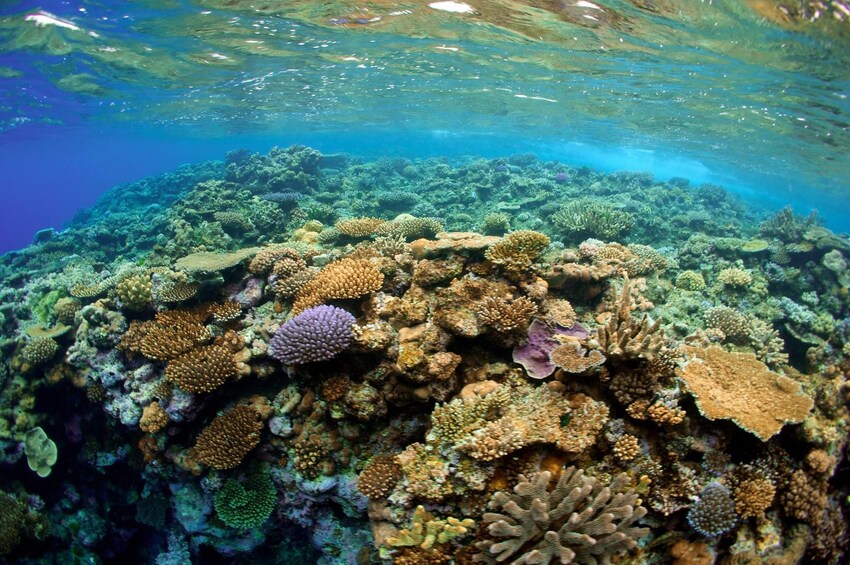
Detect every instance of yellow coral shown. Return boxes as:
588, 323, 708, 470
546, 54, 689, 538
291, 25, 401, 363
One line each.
139, 402, 169, 433
292, 257, 383, 314
386, 505, 474, 550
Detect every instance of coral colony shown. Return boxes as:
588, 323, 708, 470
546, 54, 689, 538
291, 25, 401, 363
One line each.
0, 145, 848, 563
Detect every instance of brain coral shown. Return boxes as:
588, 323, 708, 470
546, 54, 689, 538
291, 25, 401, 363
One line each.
190, 404, 263, 470
475, 467, 648, 563
268, 305, 355, 365
676, 346, 813, 441
214, 471, 276, 529
292, 257, 383, 314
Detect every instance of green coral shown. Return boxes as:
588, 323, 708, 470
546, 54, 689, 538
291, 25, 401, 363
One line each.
214, 471, 277, 529
24, 427, 58, 478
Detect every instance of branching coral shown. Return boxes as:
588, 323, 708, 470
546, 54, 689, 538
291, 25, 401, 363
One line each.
165, 344, 238, 394
336, 217, 387, 238
485, 230, 550, 275
476, 296, 538, 336
190, 404, 264, 470
21, 337, 59, 366
292, 257, 383, 314
597, 277, 664, 363
474, 467, 649, 563
115, 273, 152, 311
387, 505, 474, 550
551, 199, 635, 242
357, 454, 403, 499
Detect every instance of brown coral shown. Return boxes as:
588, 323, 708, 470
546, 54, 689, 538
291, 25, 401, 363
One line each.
121, 311, 211, 361
155, 281, 200, 303
597, 277, 664, 363
485, 230, 550, 275
248, 245, 300, 274
208, 301, 242, 324
734, 477, 775, 518
165, 344, 238, 394
190, 404, 263, 470
676, 345, 813, 441
357, 454, 402, 499
474, 467, 648, 564
613, 434, 640, 461
475, 296, 537, 335
550, 340, 606, 374
781, 469, 827, 525
335, 217, 387, 238
139, 402, 169, 433
292, 257, 383, 314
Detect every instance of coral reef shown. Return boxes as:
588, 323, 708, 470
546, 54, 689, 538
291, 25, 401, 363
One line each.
0, 146, 847, 564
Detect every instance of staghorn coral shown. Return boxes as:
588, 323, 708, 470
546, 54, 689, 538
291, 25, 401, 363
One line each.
687, 482, 738, 537
268, 305, 355, 365
474, 467, 648, 564
476, 296, 538, 336
597, 277, 664, 363
190, 404, 264, 470
379, 216, 444, 241
208, 301, 242, 324
676, 346, 813, 441
484, 230, 550, 275
155, 281, 200, 303
165, 344, 238, 394
292, 257, 383, 314
480, 212, 511, 236
357, 454, 402, 499
120, 310, 210, 361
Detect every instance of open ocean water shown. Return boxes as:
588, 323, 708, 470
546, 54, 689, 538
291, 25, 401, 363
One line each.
0, 1, 849, 563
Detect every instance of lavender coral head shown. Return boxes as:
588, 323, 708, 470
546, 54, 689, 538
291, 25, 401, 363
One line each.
269, 305, 355, 365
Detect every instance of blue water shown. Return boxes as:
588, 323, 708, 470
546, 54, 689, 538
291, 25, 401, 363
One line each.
1, 0, 849, 252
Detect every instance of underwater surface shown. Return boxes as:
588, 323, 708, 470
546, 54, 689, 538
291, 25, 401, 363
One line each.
1, 1, 850, 564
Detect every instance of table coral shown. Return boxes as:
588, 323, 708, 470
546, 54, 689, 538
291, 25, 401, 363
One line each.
474, 467, 648, 563
676, 345, 813, 441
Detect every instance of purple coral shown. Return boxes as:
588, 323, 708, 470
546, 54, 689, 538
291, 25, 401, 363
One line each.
269, 305, 355, 365
513, 320, 589, 379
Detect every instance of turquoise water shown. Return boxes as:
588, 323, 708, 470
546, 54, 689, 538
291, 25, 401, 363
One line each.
1, 1, 849, 250
1, 2, 850, 564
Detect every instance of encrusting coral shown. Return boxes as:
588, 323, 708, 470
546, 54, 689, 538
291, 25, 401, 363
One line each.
474, 467, 648, 563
